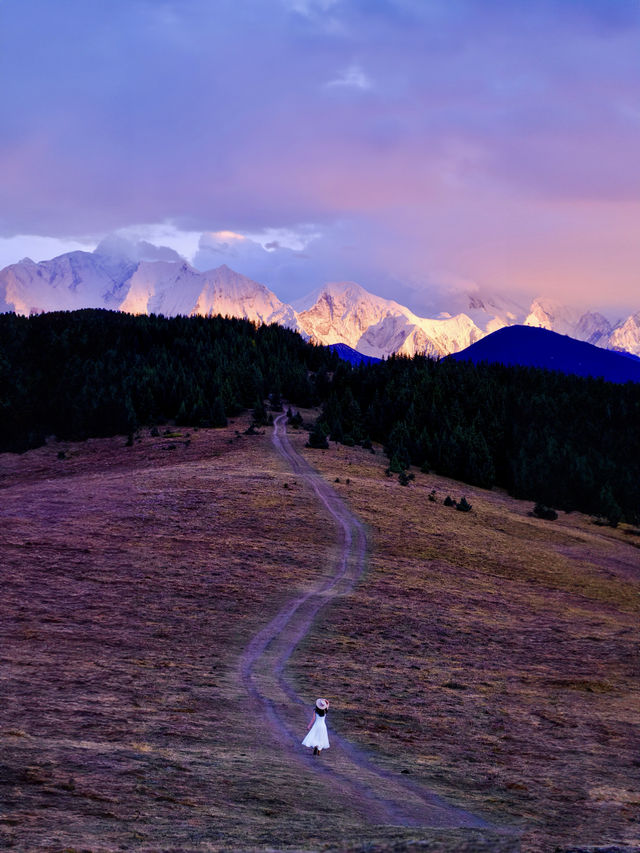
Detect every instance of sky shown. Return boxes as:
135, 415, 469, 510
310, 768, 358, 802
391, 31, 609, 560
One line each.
1, 0, 639, 315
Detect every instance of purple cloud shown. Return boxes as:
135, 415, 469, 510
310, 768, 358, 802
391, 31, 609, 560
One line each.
0, 0, 638, 306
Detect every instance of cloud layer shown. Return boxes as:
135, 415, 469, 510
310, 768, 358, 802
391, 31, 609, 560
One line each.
1, 0, 639, 308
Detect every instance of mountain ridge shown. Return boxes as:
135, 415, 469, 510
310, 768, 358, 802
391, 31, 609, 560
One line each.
1, 246, 639, 359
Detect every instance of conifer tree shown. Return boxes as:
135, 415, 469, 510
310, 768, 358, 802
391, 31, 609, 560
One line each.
308, 421, 329, 449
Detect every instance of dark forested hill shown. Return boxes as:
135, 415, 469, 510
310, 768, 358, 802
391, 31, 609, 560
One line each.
0, 309, 338, 453
2, 310, 639, 525
313, 355, 640, 525
447, 325, 640, 383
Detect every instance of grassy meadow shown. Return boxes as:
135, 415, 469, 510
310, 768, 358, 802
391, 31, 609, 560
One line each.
288, 415, 640, 852
0, 413, 637, 852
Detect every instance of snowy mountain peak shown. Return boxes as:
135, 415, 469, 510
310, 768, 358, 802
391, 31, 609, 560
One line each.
118, 259, 202, 315
319, 280, 367, 296
1, 246, 640, 359
524, 297, 619, 349
524, 297, 582, 335
294, 280, 485, 358
194, 266, 298, 328
296, 280, 416, 352
0, 250, 298, 329
574, 312, 613, 346
609, 311, 640, 356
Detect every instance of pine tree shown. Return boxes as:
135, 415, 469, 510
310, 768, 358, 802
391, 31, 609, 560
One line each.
385, 421, 412, 469
308, 422, 329, 449
211, 396, 227, 428
252, 397, 268, 426
598, 484, 622, 528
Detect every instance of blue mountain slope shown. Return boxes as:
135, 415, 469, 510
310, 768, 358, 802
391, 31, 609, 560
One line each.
447, 325, 640, 383
328, 342, 382, 366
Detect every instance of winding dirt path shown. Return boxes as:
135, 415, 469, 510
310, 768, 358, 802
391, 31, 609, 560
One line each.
239, 413, 497, 830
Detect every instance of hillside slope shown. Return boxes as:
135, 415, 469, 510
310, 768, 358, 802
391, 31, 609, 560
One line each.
2, 423, 637, 852
448, 325, 640, 383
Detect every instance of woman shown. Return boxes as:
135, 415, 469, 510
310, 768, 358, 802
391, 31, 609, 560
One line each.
302, 698, 330, 756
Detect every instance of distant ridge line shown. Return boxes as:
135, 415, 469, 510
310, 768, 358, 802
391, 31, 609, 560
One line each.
2, 245, 640, 360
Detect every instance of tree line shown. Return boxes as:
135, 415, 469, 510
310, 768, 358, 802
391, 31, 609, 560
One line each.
0, 309, 337, 452
1, 309, 638, 525
312, 355, 640, 526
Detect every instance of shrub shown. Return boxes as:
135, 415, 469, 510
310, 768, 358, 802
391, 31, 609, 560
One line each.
388, 454, 406, 474
287, 410, 304, 428
252, 398, 269, 426
456, 496, 472, 512
443, 495, 456, 507
598, 484, 622, 528
533, 502, 558, 521
428, 489, 437, 502
210, 397, 228, 428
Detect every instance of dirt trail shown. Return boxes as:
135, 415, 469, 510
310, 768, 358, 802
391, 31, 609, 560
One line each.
239, 413, 494, 830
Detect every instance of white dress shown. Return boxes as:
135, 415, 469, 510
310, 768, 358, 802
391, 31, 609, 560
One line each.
302, 711, 330, 750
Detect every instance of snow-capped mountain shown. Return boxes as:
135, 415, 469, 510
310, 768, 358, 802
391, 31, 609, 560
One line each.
450, 292, 527, 336
523, 297, 614, 347
295, 281, 483, 358
196, 265, 298, 328
0, 249, 299, 332
1, 245, 639, 359
119, 260, 298, 327
608, 311, 640, 356
573, 312, 614, 347
296, 281, 402, 350
524, 297, 583, 336
0, 251, 137, 315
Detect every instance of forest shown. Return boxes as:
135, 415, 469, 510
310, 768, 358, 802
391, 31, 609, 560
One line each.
1, 309, 639, 525
314, 356, 640, 526
0, 309, 337, 452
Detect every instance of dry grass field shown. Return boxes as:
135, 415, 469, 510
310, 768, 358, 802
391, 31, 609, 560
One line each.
287, 413, 640, 853
0, 412, 638, 853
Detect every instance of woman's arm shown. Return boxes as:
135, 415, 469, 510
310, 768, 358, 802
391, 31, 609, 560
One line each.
307, 712, 316, 730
